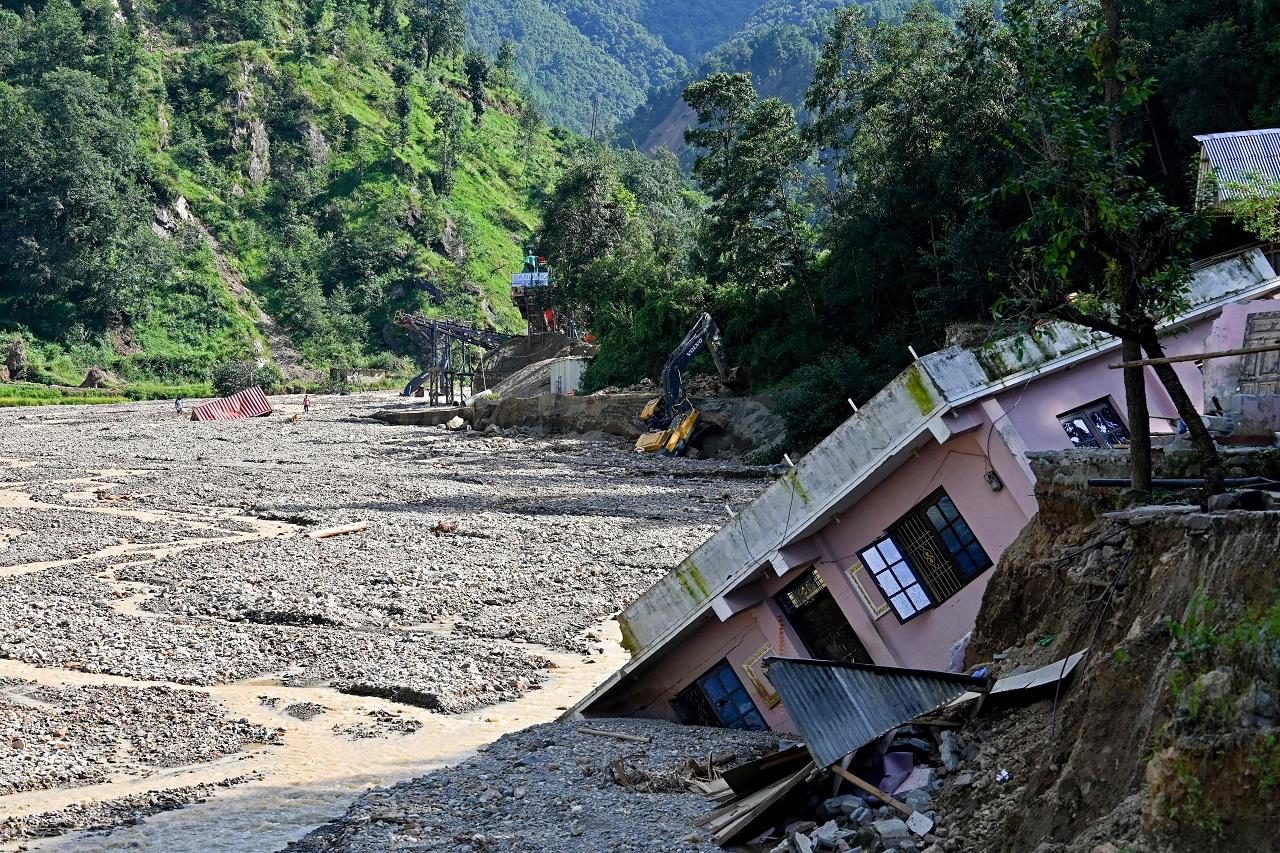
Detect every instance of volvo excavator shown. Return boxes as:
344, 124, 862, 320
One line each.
635, 313, 748, 456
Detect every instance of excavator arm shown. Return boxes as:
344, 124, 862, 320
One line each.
636, 313, 746, 456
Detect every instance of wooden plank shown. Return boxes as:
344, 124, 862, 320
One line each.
721, 745, 810, 795
829, 765, 936, 837
306, 523, 369, 540
830, 765, 913, 818
711, 762, 815, 845
576, 726, 651, 744
1108, 342, 1280, 369
697, 783, 776, 828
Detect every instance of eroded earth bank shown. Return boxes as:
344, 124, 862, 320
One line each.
0, 394, 772, 851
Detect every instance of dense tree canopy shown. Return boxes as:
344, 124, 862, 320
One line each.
0, 0, 167, 339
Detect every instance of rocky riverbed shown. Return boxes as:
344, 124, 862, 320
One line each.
0, 393, 773, 850
287, 718, 779, 853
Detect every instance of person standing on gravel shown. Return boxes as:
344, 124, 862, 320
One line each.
175, 398, 184, 417
303, 393, 311, 414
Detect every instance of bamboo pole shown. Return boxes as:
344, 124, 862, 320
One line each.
1108, 342, 1280, 369
829, 765, 913, 818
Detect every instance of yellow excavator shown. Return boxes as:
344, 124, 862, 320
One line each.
636, 313, 748, 456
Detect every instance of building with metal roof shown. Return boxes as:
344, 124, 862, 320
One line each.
569, 249, 1280, 735
1196, 129, 1280, 208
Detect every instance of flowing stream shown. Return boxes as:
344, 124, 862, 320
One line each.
0, 636, 624, 853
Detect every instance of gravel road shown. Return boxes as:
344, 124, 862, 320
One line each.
0, 393, 772, 847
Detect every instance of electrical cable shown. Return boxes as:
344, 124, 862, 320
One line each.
984, 371, 1035, 478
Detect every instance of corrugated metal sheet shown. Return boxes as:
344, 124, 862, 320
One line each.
765, 657, 987, 768
191, 386, 273, 422
1196, 129, 1280, 198
550, 357, 587, 395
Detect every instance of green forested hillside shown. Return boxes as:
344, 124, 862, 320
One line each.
465, 0, 821, 134
0, 0, 577, 387
466, 0, 680, 135
5, 0, 1278, 467
622, 0, 961, 155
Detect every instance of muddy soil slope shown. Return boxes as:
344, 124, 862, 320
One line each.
937, 464, 1280, 853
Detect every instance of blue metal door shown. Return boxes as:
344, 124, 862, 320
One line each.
696, 661, 767, 731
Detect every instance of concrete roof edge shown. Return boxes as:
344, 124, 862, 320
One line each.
941, 259, 1280, 410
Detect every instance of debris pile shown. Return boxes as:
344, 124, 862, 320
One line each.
686, 655, 1083, 853
477, 332, 595, 393
469, 386, 785, 459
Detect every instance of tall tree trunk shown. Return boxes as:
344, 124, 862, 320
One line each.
1100, 0, 1152, 491
1141, 333, 1226, 495
1100, 0, 1124, 153
1121, 339, 1152, 494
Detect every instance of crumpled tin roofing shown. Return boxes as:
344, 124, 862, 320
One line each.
764, 657, 987, 768
191, 386, 273, 422
1196, 129, 1280, 198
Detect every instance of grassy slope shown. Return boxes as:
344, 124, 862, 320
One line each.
18, 7, 577, 397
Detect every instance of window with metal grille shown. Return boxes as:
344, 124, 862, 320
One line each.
1058, 399, 1131, 449
859, 490, 994, 623
857, 537, 933, 623
774, 569, 873, 663
671, 660, 767, 731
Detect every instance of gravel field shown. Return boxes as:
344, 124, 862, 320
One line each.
0, 776, 256, 846
0, 679, 280, 796
287, 718, 779, 853
0, 393, 771, 847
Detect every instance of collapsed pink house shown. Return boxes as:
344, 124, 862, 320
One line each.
572, 248, 1280, 733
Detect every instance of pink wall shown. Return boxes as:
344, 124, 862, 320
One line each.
798, 429, 1033, 671
592, 427, 1037, 732
593, 303, 1272, 732
589, 610, 798, 732
996, 314, 1221, 451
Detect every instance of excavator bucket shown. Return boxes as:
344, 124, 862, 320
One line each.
722, 365, 750, 393
639, 398, 661, 421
